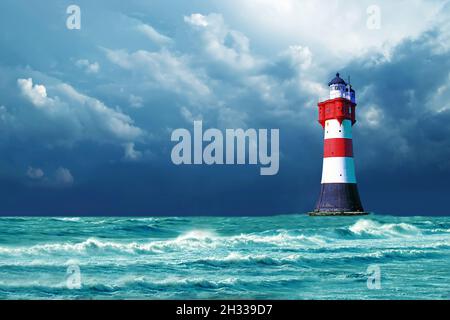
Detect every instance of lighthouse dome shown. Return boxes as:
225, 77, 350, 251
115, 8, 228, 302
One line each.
328, 73, 349, 100
328, 73, 347, 86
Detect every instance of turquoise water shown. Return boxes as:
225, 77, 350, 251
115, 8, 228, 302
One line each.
0, 214, 449, 300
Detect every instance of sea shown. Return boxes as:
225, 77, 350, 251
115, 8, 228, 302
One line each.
0, 214, 449, 300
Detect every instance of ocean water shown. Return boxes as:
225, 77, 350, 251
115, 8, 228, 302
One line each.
0, 214, 449, 300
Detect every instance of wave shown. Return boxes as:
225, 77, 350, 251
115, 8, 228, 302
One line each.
0, 276, 240, 292
1, 243, 446, 269
52, 217, 82, 222
1, 223, 448, 258
0, 231, 217, 255
348, 219, 421, 237
0, 231, 327, 258
430, 228, 450, 233
0, 238, 151, 255
120, 276, 240, 291
192, 252, 300, 267
187, 247, 446, 269
175, 230, 216, 241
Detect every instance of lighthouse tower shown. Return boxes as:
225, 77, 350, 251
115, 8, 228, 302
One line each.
310, 73, 367, 216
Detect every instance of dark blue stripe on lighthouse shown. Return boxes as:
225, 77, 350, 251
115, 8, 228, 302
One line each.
314, 183, 365, 214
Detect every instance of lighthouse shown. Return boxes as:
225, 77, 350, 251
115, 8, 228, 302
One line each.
310, 73, 367, 216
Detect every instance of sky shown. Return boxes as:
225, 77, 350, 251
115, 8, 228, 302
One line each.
0, 0, 450, 216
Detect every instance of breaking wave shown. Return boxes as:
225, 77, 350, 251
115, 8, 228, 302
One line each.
348, 219, 421, 237
0, 230, 331, 256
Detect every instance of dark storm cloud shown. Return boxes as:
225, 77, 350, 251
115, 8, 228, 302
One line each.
339, 27, 450, 215
347, 28, 450, 167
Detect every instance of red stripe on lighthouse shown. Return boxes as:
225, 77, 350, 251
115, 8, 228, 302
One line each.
324, 138, 353, 158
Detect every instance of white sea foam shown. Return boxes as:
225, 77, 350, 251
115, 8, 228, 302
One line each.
117, 275, 240, 290
0, 238, 145, 255
0, 229, 328, 256
196, 252, 302, 266
175, 230, 216, 241
1, 224, 442, 259
430, 228, 450, 233
349, 219, 421, 237
227, 232, 327, 246
52, 217, 81, 222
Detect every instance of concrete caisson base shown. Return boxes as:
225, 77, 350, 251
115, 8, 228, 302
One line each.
314, 183, 364, 213
308, 211, 369, 217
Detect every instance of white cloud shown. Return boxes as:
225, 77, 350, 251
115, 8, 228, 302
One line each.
184, 13, 260, 70
123, 142, 142, 161
76, 59, 100, 74
426, 72, 450, 113
129, 94, 143, 108
137, 23, 172, 45
17, 78, 144, 145
18, 78, 53, 107
218, 107, 248, 128
55, 167, 74, 186
105, 48, 211, 98
180, 106, 203, 123
282, 45, 313, 71
217, 0, 446, 64
184, 13, 209, 27
361, 105, 384, 128
428, 11, 450, 54
27, 166, 44, 180
25, 165, 76, 187
57, 83, 144, 141
0, 105, 14, 124
182, 13, 323, 120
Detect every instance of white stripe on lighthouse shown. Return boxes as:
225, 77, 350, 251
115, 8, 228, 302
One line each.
321, 157, 357, 184
324, 119, 353, 139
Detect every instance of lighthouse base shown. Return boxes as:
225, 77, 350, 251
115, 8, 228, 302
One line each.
312, 183, 365, 216
308, 211, 369, 217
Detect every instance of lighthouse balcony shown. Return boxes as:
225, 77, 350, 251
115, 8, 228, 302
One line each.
318, 98, 356, 128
